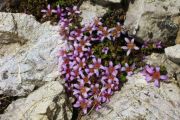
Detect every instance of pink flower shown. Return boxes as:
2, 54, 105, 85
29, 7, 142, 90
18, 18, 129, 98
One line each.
78, 72, 91, 84
73, 96, 92, 114
97, 26, 111, 41
110, 22, 122, 40
102, 47, 109, 54
90, 84, 100, 96
142, 65, 168, 87
52, 5, 65, 17
74, 57, 86, 69
91, 58, 103, 76
66, 6, 81, 16
41, 4, 52, 16
121, 38, 139, 56
92, 95, 102, 111
73, 82, 90, 98
101, 61, 121, 76
73, 42, 88, 57
121, 63, 135, 76
101, 74, 119, 84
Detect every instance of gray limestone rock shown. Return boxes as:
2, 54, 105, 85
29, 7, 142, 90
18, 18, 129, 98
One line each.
124, 0, 180, 44
0, 13, 67, 96
165, 45, 180, 64
0, 81, 72, 120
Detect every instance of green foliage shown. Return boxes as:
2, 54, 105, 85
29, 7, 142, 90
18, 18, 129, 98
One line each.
56, 0, 79, 7
102, 9, 126, 28
18, 0, 48, 20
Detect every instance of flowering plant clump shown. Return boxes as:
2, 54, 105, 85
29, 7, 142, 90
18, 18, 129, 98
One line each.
41, 4, 168, 115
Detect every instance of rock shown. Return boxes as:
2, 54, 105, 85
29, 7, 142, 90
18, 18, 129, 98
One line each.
80, 1, 108, 25
0, 0, 6, 11
145, 53, 180, 85
165, 45, 180, 64
176, 30, 180, 44
105, 0, 121, 3
0, 81, 72, 120
124, 0, 180, 44
0, 13, 66, 96
173, 16, 180, 44
82, 73, 180, 120
0, 0, 20, 12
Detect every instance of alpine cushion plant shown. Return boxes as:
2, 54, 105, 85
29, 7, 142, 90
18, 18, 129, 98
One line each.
41, 3, 169, 115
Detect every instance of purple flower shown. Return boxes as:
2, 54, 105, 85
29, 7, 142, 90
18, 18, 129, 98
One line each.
101, 61, 121, 76
85, 64, 95, 76
92, 95, 102, 111
73, 42, 88, 57
97, 26, 111, 41
78, 72, 91, 84
90, 84, 100, 96
142, 41, 149, 48
88, 58, 103, 76
73, 82, 90, 98
73, 96, 92, 114
154, 41, 162, 48
102, 47, 109, 54
70, 65, 82, 80
66, 6, 81, 16
110, 22, 121, 40
101, 90, 112, 103
121, 63, 135, 76
52, 5, 65, 17
74, 57, 86, 69
121, 38, 139, 56
59, 18, 72, 30
102, 83, 114, 94
41, 4, 52, 16
83, 24, 96, 34
93, 18, 103, 26
101, 74, 119, 84
142, 65, 168, 87
60, 64, 71, 81
77, 36, 91, 47
69, 28, 84, 41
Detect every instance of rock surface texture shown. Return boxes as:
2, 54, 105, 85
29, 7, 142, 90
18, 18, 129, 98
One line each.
80, 1, 108, 25
82, 73, 180, 120
124, 0, 180, 44
0, 81, 72, 120
165, 45, 180, 64
0, 12, 66, 97
173, 16, 180, 44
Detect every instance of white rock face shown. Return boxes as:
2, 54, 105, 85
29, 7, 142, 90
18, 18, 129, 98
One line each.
83, 73, 180, 120
0, 13, 66, 96
0, 81, 72, 120
124, 0, 180, 44
165, 45, 180, 64
80, 1, 108, 25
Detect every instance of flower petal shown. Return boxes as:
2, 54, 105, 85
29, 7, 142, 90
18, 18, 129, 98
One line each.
160, 75, 168, 80
125, 38, 130, 43
146, 75, 152, 82
155, 67, 160, 72
154, 79, 160, 87
121, 46, 128, 50
127, 49, 131, 56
